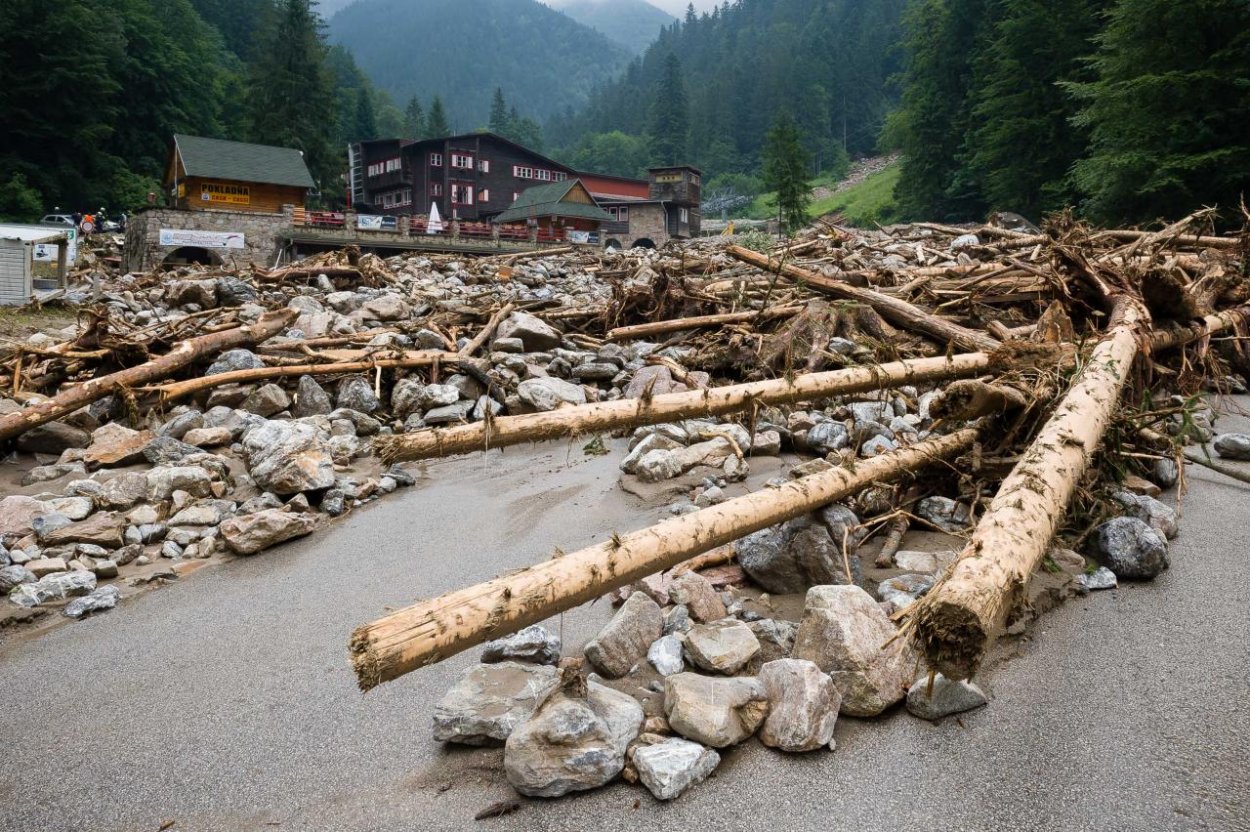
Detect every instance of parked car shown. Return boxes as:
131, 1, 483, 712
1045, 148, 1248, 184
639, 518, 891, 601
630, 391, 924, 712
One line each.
39, 214, 76, 228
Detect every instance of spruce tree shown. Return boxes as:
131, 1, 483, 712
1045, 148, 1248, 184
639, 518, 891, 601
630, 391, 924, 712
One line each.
352, 88, 377, 141
403, 97, 425, 139
245, 0, 338, 190
427, 96, 451, 138
1069, 0, 1250, 224
489, 88, 510, 135
648, 53, 689, 165
762, 111, 811, 234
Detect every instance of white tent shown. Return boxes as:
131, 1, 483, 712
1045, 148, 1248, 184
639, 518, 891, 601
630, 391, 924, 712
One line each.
426, 202, 444, 235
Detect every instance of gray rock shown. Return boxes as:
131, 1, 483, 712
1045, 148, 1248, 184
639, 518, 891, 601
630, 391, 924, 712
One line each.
0, 564, 36, 593
142, 435, 201, 466
15, 421, 90, 454
146, 466, 212, 501
242, 421, 335, 495
336, 377, 381, 414
517, 377, 587, 412
1214, 433, 1250, 460
97, 472, 149, 510
157, 410, 203, 440
684, 619, 760, 675
634, 738, 720, 801
1079, 566, 1118, 591
432, 661, 561, 745
219, 508, 318, 555
806, 421, 849, 454
293, 376, 333, 417
584, 591, 663, 678
893, 549, 957, 574
32, 512, 74, 540
216, 277, 258, 307
663, 673, 769, 748
759, 659, 841, 752
472, 395, 503, 420
482, 625, 561, 665
1111, 490, 1179, 540
915, 496, 971, 533
168, 279, 217, 309
63, 584, 121, 620
423, 400, 474, 425
669, 572, 727, 623
496, 311, 563, 352
849, 401, 893, 424
663, 604, 692, 636
738, 516, 857, 594
493, 337, 525, 353
906, 673, 988, 720
878, 574, 935, 609
9, 570, 96, 608
648, 635, 685, 676
504, 681, 643, 798
751, 430, 782, 456
1151, 457, 1179, 490
22, 462, 86, 485
181, 426, 232, 448
47, 497, 93, 522
573, 362, 618, 381
747, 619, 797, 664
1089, 517, 1169, 579
620, 433, 681, 475
861, 435, 897, 457
240, 384, 292, 418
791, 585, 917, 717
206, 349, 265, 376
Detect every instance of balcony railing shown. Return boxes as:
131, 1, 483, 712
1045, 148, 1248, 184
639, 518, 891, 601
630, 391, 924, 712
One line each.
290, 209, 600, 247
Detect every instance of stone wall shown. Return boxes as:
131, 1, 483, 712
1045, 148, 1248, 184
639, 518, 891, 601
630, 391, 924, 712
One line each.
124, 206, 294, 272
625, 204, 671, 248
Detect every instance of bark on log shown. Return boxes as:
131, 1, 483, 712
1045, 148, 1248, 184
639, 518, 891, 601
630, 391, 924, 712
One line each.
928, 379, 1031, 421
351, 427, 980, 689
0, 309, 297, 443
908, 302, 1250, 680
460, 302, 515, 357
605, 306, 803, 341
146, 350, 459, 402
376, 352, 992, 464
727, 245, 1001, 353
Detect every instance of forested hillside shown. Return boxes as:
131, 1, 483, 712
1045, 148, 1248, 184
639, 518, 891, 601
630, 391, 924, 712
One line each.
888, 0, 1250, 225
328, 0, 632, 129
0, 0, 402, 217
547, 0, 676, 54
547, 0, 904, 184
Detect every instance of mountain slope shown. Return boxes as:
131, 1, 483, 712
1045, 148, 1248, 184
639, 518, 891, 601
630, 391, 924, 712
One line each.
547, 0, 675, 54
328, 0, 631, 129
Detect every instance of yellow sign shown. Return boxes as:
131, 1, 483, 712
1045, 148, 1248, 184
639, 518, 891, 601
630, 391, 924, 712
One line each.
655, 173, 684, 183
200, 182, 251, 206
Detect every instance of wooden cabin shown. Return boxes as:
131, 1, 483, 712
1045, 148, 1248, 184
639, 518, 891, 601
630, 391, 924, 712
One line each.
493, 180, 612, 244
165, 134, 315, 214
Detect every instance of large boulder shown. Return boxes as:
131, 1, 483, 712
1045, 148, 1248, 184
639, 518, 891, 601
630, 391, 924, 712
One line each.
517, 377, 587, 412
219, 508, 318, 555
905, 673, 988, 721
737, 513, 860, 594
584, 591, 663, 678
791, 585, 917, 716
15, 421, 90, 454
432, 661, 561, 746
759, 658, 840, 752
293, 375, 333, 418
504, 681, 643, 798
206, 349, 265, 376
663, 673, 769, 748
240, 384, 291, 418
1111, 490, 1178, 540
39, 512, 125, 549
683, 619, 760, 675
241, 421, 335, 495
336, 377, 381, 414
633, 738, 720, 801
0, 495, 51, 537
669, 572, 727, 623
634, 438, 735, 484
167, 279, 217, 309
496, 311, 562, 352
1088, 517, 1169, 579
83, 423, 152, 469
482, 625, 562, 665
9, 570, 96, 608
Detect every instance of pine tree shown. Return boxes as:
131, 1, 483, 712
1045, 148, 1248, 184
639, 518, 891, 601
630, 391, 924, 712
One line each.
1069, 0, 1250, 224
489, 88, 510, 135
762, 111, 811, 234
649, 53, 689, 165
352, 88, 377, 141
403, 97, 425, 139
427, 96, 451, 138
245, 0, 338, 190
965, 0, 1105, 220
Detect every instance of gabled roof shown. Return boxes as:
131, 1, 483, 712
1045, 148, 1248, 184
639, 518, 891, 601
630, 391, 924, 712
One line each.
173, 134, 316, 189
493, 180, 613, 224
403, 131, 575, 176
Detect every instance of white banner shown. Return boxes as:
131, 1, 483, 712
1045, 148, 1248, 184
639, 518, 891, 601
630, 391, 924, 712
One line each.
159, 229, 245, 249
568, 230, 591, 244
356, 215, 384, 230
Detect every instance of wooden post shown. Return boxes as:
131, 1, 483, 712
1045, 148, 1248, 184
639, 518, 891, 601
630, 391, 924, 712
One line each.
351, 428, 980, 690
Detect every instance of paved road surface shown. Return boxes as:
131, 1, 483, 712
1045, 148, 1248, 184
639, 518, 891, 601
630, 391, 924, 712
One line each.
3, 411, 1249, 832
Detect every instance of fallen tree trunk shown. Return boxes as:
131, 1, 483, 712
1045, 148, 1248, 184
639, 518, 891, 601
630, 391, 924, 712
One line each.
351, 427, 980, 689
145, 350, 459, 402
0, 309, 297, 443
928, 379, 1032, 421
376, 352, 992, 463
605, 306, 803, 342
727, 245, 1001, 353
460, 302, 515, 357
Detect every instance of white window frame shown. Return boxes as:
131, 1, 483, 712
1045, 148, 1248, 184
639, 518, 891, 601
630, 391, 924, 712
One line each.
451, 153, 474, 169
477, 159, 490, 173
537, 169, 552, 182
680, 207, 689, 223
554, 171, 567, 182
430, 153, 443, 167
479, 188, 490, 203
431, 183, 443, 197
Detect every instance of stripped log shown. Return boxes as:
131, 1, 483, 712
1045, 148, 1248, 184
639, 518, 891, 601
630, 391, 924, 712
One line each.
351, 427, 980, 689
928, 379, 1031, 421
460, 302, 516, 357
605, 306, 804, 341
376, 352, 992, 463
0, 309, 297, 443
907, 302, 1250, 680
727, 245, 1001, 352
144, 350, 460, 402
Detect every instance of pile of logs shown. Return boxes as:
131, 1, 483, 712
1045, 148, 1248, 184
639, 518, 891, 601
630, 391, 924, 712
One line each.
351, 210, 1250, 689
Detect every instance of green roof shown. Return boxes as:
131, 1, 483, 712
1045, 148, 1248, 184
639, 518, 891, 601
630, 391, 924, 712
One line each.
494, 180, 613, 224
173, 134, 316, 189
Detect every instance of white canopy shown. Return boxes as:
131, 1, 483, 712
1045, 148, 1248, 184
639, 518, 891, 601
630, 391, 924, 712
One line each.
427, 202, 444, 234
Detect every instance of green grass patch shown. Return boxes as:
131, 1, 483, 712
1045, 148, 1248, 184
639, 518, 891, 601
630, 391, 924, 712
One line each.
742, 160, 902, 227
0, 306, 78, 341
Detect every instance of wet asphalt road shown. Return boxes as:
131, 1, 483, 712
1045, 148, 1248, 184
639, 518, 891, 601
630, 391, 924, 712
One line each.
2, 412, 1249, 832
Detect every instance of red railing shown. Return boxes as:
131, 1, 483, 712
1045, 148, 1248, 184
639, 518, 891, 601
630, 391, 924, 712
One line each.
290, 210, 597, 246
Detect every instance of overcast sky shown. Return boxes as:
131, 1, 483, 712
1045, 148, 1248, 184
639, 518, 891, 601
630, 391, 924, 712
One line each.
646, 0, 722, 14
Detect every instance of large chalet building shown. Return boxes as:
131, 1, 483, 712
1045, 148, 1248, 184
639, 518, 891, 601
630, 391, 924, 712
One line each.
347, 132, 700, 248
